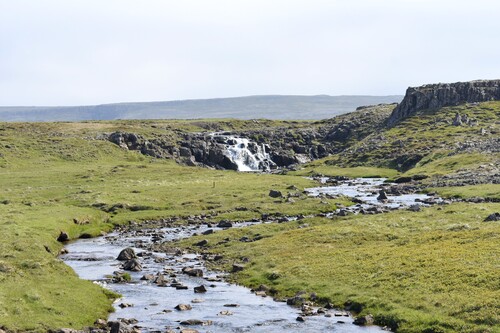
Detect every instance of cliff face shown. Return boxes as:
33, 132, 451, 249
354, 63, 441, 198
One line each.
387, 80, 500, 126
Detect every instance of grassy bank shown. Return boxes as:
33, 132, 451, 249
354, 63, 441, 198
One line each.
179, 202, 500, 333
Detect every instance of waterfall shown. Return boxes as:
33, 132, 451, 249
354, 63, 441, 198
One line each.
211, 133, 274, 171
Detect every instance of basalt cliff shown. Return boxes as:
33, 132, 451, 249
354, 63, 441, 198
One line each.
387, 80, 500, 126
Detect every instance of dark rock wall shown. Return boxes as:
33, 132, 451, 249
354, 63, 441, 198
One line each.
388, 80, 500, 126
105, 104, 394, 170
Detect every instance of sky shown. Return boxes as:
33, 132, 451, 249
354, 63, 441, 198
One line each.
1, 0, 500, 106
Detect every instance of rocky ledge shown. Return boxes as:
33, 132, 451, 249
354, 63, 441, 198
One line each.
387, 80, 500, 126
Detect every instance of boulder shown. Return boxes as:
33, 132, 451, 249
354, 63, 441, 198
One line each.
231, 263, 245, 272
484, 212, 500, 222
194, 239, 208, 247
194, 285, 207, 293
408, 204, 421, 212
175, 304, 192, 311
182, 267, 203, 277
109, 321, 134, 333
269, 190, 283, 198
117, 248, 136, 261
179, 147, 192, 157
122, 259, 142, 272
377, 190, 388, 201
140, 274, 155, 281
57, 231, 69, 242
287, 296, 305, 306
353, 314, 374, 326
217, 220, 233, 228
201, 229, 214, 235
179, 319, 212, 326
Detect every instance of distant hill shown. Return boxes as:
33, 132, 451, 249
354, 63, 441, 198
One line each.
0, 95, 402, 122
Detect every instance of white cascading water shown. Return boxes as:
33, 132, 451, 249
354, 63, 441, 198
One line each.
211, 133, 273, 171
225, 137, 268, 171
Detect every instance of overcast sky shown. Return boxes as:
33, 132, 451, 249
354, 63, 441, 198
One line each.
1, 0, 499, 106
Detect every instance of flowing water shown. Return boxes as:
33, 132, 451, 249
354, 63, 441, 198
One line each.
62, 178, 440, 332
63, 223, 384, 332
210, 133, 274, 171
306, 178, 442, 212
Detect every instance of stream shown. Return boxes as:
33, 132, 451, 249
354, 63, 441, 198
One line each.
62, 178, 442, 332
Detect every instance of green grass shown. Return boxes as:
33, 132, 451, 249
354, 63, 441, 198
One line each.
179, 203, 500, 333
404, 153, 495, 177
0, 109, 498, 332
428, 184, 500, 200
292, 159, 400, 178
327, 101, 500, 172
0, 121, 334, 332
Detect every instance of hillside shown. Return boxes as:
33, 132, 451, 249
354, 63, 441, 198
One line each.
0, 81, 498, 333
0, 95, 402, 122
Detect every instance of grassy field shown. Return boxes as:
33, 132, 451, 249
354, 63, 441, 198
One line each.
0, 110, 498, 332
0, 121, 339, 331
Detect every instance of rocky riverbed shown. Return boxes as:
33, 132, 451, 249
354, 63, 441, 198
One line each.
62, 223, 386, 333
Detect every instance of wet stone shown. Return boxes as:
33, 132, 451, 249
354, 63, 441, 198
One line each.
182, 267, 203, 277
219, 310, 233, 316
180, 319, 212, 326
191, 298, 205, 303
201, 229, 214, 235
217, 220, 233, 228
223, 303, 240, 307
377, 190, 388, 201
175, 304, 192, 311
179, 329, 199, 333
194, 285, 207, 293
353, 315, 374, 326
140, 274, 155, 281
118, 303, 133, 308
123, 259, 142, 272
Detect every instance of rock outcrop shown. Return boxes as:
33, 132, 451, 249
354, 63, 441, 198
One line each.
388, 80, 500, 126
104, 103, 395, 170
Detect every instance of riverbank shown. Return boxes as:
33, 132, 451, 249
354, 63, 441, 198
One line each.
176, 201, 500, 333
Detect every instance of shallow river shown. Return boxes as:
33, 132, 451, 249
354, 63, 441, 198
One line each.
63, 178, 438, 332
